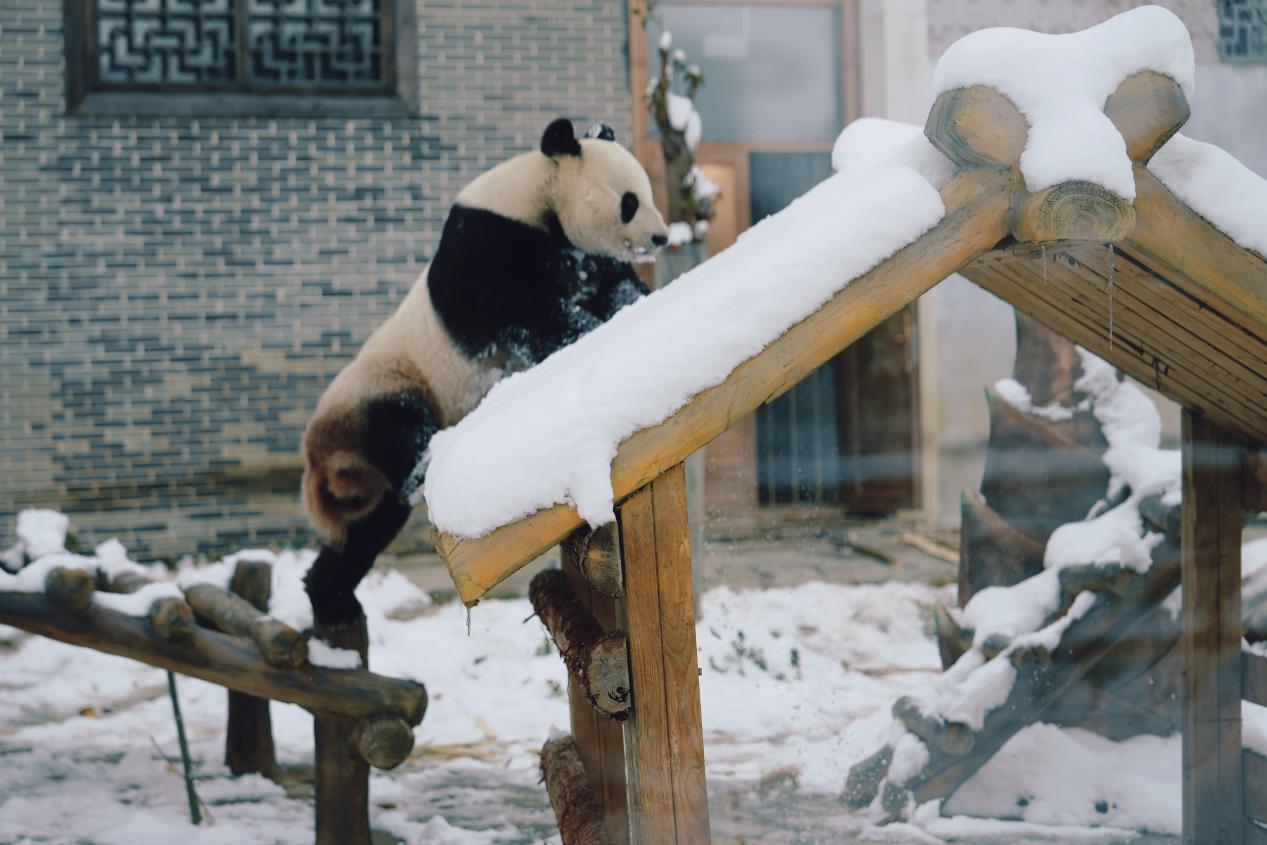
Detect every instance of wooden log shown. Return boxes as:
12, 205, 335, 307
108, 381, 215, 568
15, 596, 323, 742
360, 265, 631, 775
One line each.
924, 85, 1028, 170
933, 602, 970, 670
96, 570, 153, 594
979, 384, 1110, 547
1058, 562, 1139, 603
46, 567, 94, 614
184, 583, 307, 669
1140, 494, 1182, 542
223, 560, 277, 778
562, 543, 630, 845
351, 714, 415, 770
149, 597, 196, 640
618, 466, 710, 844
842, 745, 892, 809
530, 569, 630, 721
313, 616, 371, 845
541, 733, 618, 845
562, 523, 624, 598
1181, 410, 1244, 845
1103, 70, 1190, 165
1012, 180, 1135, 244
1012, 311, 1085, 410
0, 592, 426, 723
438, 169, 1015, 604
892, 696, 974, 757
958, 488, 1047, 607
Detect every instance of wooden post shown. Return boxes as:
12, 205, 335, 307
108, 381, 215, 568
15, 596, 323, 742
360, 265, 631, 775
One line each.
616, 464, 710, 845
562, 542, 630, 845
1181, 409, 1244, 845
224, 561, 278, 777
313, 616, 372, 845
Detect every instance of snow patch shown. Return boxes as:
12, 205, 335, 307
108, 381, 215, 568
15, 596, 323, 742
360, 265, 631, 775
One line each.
424, 161, 946, 538
933, 5, 1195, 199
1151, 133, 1267, 258
307, 639, 364, 670
832, 117, 955, 189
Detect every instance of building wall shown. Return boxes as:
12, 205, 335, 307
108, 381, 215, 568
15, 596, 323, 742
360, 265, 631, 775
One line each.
0, 0, 632, 560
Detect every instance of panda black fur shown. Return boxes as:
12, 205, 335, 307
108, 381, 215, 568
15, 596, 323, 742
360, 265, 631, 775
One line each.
302, 118, 668, 629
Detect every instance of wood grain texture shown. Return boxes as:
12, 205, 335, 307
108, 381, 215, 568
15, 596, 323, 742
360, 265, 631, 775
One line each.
618, 466, 710, 845
1011, 180, 1135, 244
961, 240, 1267, 445
563, 546, 630, 845
541, 733, 618, 845
1103, 71, 1190, 164
223, 561, 277, 777
924, 85, 1027, 169
313, 617, 371, 845
0, 592, 426, 723
440, 169, 1014, 603
1181, 410, 1244, 845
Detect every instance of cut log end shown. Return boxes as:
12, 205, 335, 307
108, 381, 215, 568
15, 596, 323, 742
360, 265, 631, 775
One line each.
352, 714, 415, 769
45, 567, 95, 614
561, 523, 624, 598
149, 597, 196, 640
924, 85, 1028, 171
540, 733, 618, 845
1012, 181, 1136, 244
1103, 70, 1190, 165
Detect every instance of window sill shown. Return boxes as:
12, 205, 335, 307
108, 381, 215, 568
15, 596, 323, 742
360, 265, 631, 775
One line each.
69, 91, 418, 119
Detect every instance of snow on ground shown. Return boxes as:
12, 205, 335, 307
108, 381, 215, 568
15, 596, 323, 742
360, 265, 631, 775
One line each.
0, 513, 1209, 843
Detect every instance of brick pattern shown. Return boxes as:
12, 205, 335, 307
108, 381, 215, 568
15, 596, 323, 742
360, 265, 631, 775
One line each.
0, 0, 632, 560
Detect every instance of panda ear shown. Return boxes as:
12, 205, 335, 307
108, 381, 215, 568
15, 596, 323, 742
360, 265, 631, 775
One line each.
541, 118, 582, 158
585, 122, 616, 142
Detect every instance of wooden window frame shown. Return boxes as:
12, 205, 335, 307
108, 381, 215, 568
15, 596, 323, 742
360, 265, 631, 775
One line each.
63, 0, 418, 117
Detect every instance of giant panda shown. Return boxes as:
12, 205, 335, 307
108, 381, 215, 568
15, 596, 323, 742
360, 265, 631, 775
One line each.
302, 118, 668, 630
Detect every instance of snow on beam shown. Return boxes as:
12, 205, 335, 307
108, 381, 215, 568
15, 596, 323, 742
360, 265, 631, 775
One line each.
436, 169, 1014, 604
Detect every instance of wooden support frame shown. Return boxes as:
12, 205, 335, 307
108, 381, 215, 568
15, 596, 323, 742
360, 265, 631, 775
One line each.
1181, 410, 1244, 845
223, 561, 279, 777
616, 465, 710, 845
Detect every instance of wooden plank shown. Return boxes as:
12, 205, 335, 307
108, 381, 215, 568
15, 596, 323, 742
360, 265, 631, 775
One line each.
1181, 410, 1244, 845
224, 561, 277, 777
440, 168, 1014, 603
563, 547, 630, 845
1246, 652, 1267, 708
962, 249, 1267, 444
1246, 750, 1267, 825
619, 465, 711, 844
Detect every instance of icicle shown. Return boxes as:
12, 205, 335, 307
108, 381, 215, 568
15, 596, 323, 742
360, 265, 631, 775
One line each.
1041, 244, 1048, 285
1107, 243, 1116, 350
466, 605, 472, 637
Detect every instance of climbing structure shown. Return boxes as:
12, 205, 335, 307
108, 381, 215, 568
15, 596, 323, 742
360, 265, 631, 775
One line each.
426, 9, 1267, 844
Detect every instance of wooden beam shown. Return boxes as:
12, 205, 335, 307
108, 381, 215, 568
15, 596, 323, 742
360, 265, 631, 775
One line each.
223, 561, 278, 778
618, 465, 710, 844
1103, 71, 1190, 164
1246, 750, 1267, 825
439, 168, 1014, 603
961, 241, 1267, 445
541, 733, 618, 845
0, 591, 426, 724
1181, 410, 1244, 845
563, 548, 630, 845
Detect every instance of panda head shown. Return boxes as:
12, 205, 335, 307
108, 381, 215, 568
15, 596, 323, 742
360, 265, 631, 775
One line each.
540, 118, 669, 261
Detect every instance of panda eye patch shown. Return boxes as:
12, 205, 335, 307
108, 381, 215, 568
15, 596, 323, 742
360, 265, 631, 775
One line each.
620, 192, 639, 224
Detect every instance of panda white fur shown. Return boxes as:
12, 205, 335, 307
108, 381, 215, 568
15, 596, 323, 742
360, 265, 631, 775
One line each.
302, 118, 668, 628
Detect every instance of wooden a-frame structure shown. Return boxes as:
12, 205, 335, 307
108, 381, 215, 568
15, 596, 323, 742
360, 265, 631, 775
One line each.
437, 69, 1267, 845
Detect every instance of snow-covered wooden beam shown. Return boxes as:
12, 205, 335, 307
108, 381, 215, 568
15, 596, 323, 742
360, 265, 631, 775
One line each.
437, 169, 1014, 604
0, 590, 427, 737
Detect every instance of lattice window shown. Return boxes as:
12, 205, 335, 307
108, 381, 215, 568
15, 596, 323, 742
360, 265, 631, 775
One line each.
1218, 0, 1267, 63
68, 0, 405, 109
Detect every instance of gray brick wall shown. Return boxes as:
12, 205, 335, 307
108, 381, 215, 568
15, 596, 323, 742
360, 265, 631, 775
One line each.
0, 0, 633, 561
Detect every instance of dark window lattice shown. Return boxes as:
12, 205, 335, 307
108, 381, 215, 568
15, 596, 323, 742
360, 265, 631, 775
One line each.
1218, 0, 1267, 63
89, 0, 388, 90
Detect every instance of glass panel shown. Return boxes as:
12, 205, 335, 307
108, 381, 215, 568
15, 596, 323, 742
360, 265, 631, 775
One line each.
96, 0, 236, 83
648, 4, 843, 142
749, 151, 844, 505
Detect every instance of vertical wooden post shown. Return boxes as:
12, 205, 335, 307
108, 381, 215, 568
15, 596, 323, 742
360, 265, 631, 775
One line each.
313, 617, 371, 845
562, 547, 630, 845
617, 464, 711, 845
1181, 409, 1244, 845
225, 560, 278, 777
